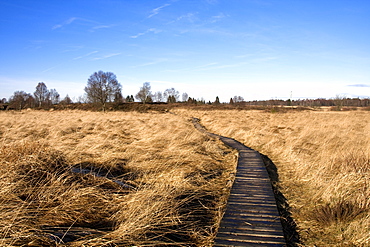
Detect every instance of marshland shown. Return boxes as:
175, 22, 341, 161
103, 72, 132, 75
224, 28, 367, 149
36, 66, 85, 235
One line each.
1, 107, 369, 246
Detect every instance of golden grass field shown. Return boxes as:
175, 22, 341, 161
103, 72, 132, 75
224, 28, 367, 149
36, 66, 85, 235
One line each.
175, 108, 370, 246
0, 110, 236, 246
1, 108, 369, 246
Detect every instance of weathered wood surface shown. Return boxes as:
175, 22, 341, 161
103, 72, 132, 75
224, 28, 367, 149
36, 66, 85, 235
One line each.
192, 118, 286, 246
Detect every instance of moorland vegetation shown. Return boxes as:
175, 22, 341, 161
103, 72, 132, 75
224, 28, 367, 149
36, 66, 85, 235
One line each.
1, 107, 369, 246
175, 108, 370, 246
0, 110, 236, 246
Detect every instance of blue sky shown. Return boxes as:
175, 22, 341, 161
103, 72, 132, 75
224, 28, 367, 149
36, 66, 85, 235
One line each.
1, 0, 370, 102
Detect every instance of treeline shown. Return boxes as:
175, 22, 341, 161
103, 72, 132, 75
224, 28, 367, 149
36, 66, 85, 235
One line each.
244, 97, 370, 108
1, 70, 369, 111
0, 82, 74, 111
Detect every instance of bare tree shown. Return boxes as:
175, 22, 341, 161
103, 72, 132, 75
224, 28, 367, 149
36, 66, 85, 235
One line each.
49, 89, 60, 104
135, 82, 152, 103
164, 88, 179, 103
76, 95, 88, 104
153, 91, 163, 102
60, 95, 73, 105
84, 71, 121, 111
114, 91, 124, 103
334, 94, 346, 111
233, 95, 244, 103
34, 82, 50, 107
182, 92, 189, 102
9, 91, 35, 110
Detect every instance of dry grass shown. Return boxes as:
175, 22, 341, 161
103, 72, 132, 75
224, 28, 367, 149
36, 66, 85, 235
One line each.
175, 108, 370, 246
0, 110, 236, 246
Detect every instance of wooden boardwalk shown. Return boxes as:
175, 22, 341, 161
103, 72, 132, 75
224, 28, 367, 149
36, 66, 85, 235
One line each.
192, 119, 286, 246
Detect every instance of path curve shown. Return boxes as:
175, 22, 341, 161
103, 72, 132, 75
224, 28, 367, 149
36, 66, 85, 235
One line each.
192, 118, 286, 246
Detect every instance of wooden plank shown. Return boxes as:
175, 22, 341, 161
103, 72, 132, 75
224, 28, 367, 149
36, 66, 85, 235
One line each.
192, 118, 286, 246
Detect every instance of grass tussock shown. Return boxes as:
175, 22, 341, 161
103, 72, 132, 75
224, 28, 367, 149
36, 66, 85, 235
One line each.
174, 108, 370, 246
0, 110, 236, 246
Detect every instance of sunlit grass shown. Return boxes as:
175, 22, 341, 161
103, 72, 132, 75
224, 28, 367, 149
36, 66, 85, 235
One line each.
0, 110, 236, 246
175, 108, 370, 246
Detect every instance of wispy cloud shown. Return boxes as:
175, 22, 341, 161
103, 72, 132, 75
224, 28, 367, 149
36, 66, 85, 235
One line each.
253, 56, 278, 62
52, 17, 98, 30
348, 84, 370, 87
130, 28, 162, 38
234, 54, 254, 59
169, 12, 198, 24
195, 62, 248, 71
196, 62, 219, 69
130, 58, 168, 68
148, 3, 170, 18
73, 51, 98, 60
90, 24, 115, 32
62, 45, 84, 53
92, 53, 121, 60
52, 17, 77, 30
209, 13, 227, 23
41, 65, 59, 73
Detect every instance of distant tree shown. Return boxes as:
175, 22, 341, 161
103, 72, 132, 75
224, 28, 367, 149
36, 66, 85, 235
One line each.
25, 94, 36, 108
191, 97, 197, 104
334, 94, 345, 111
34, 82, 50, 107
49, 89, 60, 104
60, 95, 73, 104
164, 88, 179, 103
76, 95, 88, 104
214, 96, 220, 105
126, 95, 135, 102
167, 95, 176, 103
192, 97, 205, 105
233, 95, 244, 103
182, 92, 189, 102
1, 98, 6, 104
229, 98, 234, 104
114, 91, 124, 103
135, 82, 152, 103
146, 95, 153, 103
153, 91, 163, 102
9, 91, 35, 110
84, 71, 121, 111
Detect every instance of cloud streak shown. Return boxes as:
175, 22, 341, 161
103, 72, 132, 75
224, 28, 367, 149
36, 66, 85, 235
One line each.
148, 3, 170, 18
130, 58, 168, 68
92, 53, 121, 60
169, 12, 198, 24
195, 62, 248, 71
209, 13, 227, 23
41, 65, 59, 73
52, 17, 99, 30
73, 51, 98, 60
130, 28, 162, 38
90, 24, 115, 32
52, 17, 78, 30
